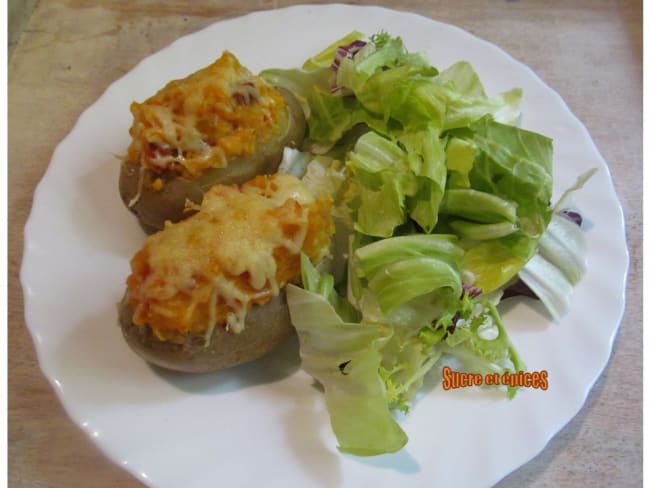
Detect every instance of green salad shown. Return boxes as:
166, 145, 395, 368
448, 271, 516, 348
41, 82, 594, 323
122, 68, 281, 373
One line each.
262, 31, 592, 456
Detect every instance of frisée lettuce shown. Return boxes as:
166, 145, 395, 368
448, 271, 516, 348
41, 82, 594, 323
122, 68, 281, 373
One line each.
271, 31, 591, 456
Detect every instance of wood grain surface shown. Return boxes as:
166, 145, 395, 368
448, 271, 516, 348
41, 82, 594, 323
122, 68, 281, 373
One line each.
8, 1, 642, 486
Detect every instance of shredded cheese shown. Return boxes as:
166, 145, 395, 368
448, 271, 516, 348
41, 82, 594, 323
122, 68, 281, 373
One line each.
126, 173, 334, 342
127, 164, 147, 208
126, 51, 286, 178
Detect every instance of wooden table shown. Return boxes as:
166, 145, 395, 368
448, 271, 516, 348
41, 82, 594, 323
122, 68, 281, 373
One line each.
9, 1, 642, 486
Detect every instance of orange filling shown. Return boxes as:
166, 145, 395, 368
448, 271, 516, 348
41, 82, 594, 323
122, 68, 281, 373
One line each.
126, 174, 333, 342
126, 51, 286, 178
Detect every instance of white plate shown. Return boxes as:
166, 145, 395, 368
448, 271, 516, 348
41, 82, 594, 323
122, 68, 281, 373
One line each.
21, 5, 628, 487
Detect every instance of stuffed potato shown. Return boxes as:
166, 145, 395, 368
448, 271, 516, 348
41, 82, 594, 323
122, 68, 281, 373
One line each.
119, 51, 306, 232
119, 173, 334, 373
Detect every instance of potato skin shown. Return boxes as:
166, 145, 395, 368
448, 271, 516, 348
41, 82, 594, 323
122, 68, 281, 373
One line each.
119, 291, 294, 373
119, 87, 306, 232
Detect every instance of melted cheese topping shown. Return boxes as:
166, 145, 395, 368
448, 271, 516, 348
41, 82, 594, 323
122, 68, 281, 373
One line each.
126, 51, 286, 178
126, 173, 333, 342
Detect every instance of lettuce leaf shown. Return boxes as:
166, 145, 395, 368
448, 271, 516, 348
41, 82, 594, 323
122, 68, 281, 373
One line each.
288, 248, 526, 455
287, 256, 406, 455
302, 30, 367, 70
518, 212, 589, 320
344, 130, 447, 236
444, 117, 554, 291
286, 283, 406, 456
436, 61, 522, 129
279, 30, 579, 457
465, 117, 553, 237
444, 302, 525, 398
